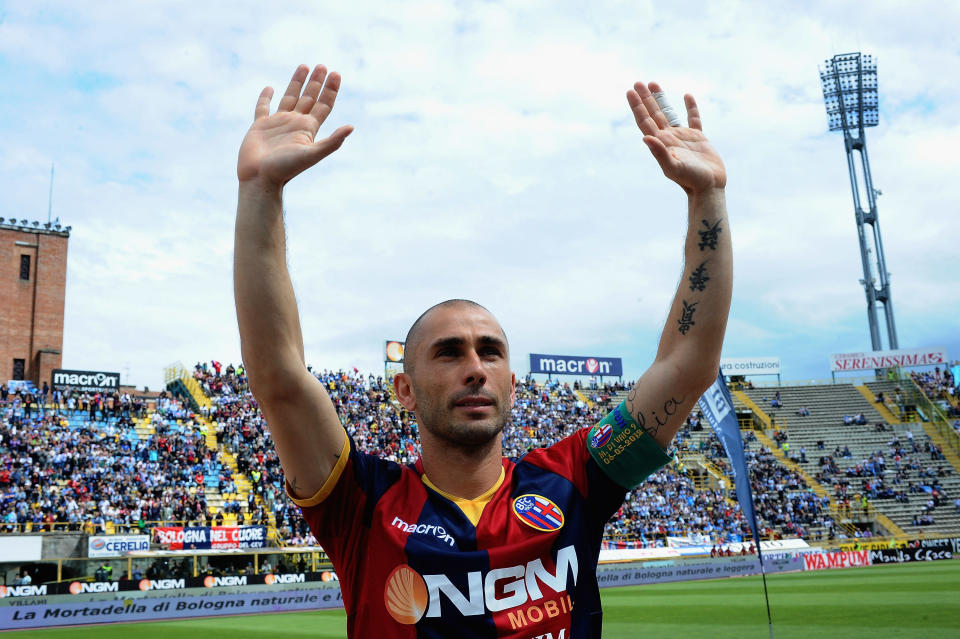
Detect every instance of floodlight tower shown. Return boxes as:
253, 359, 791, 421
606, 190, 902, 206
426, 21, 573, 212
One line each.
819, 52, 899, 352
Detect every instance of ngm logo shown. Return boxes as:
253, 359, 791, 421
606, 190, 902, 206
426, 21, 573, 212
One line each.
0, 584, 47, 597
69, 581, 118, 594
138, 578, 185, 591
383, 545, 577, 625
264, 573, 306, 585
203, 576, 247, 587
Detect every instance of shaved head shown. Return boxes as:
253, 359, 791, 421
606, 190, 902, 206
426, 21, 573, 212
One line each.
403, 300, 507, 374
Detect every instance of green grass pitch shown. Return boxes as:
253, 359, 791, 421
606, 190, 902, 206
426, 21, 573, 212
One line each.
10, 562, 959, 638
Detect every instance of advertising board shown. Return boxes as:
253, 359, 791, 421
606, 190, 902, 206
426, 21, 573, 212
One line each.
152, 526, 267, 550
802, 550, 871, 571
51, 369, 121, 393
384, 341, 404, 363
829, 347, 948, 372
0, 536, 42, 562
719, 357, 781, 376
868, 546, 953, 564
88, 535, 150, 558
529, 353, 622, 377
0, 589, 344, 630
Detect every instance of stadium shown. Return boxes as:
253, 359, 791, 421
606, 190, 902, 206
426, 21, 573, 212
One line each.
2, 3, 959, 638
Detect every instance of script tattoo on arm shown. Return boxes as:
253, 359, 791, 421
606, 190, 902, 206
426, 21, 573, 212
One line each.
677, 300, 698, 335
688, 261, 709, 292
627, 386, 654, 437
650, 395, 686, 433
629, 387, 686, 439
697, 220, 722, 251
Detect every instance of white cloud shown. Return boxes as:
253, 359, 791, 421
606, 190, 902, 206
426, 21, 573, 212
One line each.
0, 0, 957, 389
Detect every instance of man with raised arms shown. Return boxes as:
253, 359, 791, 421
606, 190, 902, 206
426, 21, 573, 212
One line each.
234, 64, 731, 638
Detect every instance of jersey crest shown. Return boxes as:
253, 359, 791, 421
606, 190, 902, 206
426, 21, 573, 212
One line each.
590, 423, 613, 448
512, 494, 565, 532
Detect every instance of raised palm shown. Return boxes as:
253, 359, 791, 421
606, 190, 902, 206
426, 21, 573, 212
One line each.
626, 81, 726, 194
237, 64, 353, 188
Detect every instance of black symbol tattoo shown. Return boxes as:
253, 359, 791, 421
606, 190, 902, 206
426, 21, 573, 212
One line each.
688, 262, 709, 292
678, 300, 698, 335
698, 220, 722, 251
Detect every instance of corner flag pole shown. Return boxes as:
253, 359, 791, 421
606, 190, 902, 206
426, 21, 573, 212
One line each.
698, 370, 775, 638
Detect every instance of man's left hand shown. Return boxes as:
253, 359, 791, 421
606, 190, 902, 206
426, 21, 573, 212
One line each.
627, 81, 726, 195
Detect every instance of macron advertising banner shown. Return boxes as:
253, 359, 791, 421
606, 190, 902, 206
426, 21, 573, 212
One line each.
529, 353, 623, 376
51, 369, 121, 393
153, 526, 267, 550
829, 347, 948, 372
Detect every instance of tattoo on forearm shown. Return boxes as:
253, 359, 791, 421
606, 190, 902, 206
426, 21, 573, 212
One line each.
688, 261, 709, 292
290, 476, 298, 492
632, 395, 686, 438
651, 396, 686, 429
633, 406, 654, 437
678, 300, 698, 334
697, 220, 722, 251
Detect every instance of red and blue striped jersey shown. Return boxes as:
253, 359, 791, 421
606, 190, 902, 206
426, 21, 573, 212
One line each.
293, 426, 650, 638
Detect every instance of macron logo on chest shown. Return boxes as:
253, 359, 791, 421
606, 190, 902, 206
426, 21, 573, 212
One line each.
392, 516, 456, 547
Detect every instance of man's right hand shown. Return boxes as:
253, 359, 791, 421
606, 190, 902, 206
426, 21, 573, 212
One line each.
237, 64, 353, 190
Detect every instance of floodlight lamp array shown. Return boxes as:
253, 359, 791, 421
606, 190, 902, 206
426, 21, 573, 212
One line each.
819, 52, 879, 132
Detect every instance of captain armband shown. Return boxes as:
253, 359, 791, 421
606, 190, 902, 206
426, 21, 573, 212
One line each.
586, 401, 673, 489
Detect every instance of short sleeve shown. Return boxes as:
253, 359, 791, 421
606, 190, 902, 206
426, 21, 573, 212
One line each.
291, 431, 402, 547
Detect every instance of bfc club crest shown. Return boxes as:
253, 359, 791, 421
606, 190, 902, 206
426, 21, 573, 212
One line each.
512, 494, 565, 532
591, 423, 613, 448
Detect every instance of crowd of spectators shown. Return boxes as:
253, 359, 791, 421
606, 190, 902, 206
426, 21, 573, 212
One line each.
1, 383, 220, 534
194, 363, 840, 546
679, 425, 833, 540
910, 366, 960, 437
9, 362, 946, 547
808, 427, 952, 528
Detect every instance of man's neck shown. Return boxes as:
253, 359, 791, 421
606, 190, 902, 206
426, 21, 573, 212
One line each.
419, 435, 504, 500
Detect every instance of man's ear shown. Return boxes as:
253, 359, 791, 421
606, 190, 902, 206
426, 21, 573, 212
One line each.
393, 373, 417, 412
509, 372, 517, 408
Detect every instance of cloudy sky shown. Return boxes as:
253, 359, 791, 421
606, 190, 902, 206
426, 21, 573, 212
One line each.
1, 0, 957, 390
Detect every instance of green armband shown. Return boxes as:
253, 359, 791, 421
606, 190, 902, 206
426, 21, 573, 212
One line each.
587, 400, 673, 489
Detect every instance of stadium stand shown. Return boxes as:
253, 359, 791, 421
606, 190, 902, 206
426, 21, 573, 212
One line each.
735, 381, 960, 537
190, 364, 845, 546
3, 364, 958, 550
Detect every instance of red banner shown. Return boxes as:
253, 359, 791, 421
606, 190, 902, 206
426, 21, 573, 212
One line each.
152, 526, 267, 550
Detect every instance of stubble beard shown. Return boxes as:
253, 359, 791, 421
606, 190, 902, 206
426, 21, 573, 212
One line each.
416, 395, 510, 451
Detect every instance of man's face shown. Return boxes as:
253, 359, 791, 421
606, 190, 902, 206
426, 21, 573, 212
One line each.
396, 304, 515, 449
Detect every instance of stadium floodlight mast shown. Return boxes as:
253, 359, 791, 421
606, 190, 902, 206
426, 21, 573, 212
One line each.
819, 52, 899, 353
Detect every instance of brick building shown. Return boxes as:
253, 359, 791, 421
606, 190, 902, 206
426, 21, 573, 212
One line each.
0, 218, 70, 386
